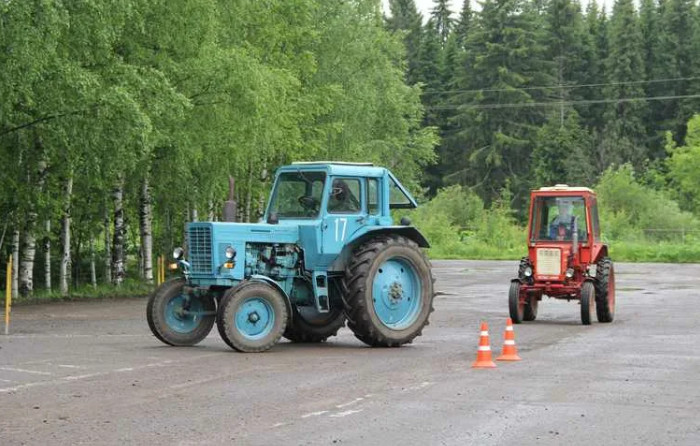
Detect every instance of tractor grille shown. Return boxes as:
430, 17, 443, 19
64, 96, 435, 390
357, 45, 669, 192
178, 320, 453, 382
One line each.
536, 248, 561, 276
188, 226, 212, 274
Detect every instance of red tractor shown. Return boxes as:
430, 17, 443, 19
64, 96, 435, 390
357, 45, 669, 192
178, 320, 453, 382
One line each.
510, 185, 615, 325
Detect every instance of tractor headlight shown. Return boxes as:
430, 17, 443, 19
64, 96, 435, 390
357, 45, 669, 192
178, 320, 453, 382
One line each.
172, 247, 184, 260
524, 266, 533, 277
565, 268, 574, 278
225, 246, 236, 259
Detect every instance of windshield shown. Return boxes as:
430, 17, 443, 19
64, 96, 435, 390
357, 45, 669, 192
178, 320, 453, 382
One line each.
268, 171, 326, 218
530, 196, 588, 242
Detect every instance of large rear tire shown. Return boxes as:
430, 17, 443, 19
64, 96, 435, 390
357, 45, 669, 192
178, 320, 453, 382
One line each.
595, 258, 615, 323
343, 235, 434, 347
216, 281, 288, 353
147, 278, 215, 346
509, 281, 524, 324
581, 281, 595, 325
283, 304, 345, 343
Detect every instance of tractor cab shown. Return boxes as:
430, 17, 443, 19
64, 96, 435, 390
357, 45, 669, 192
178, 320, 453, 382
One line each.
526, 185, 604, 281
509, 185, 615, 326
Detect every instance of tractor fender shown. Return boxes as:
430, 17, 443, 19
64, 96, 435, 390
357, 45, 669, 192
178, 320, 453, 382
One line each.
328, 226, 430, 273
350, 226, 430, 249
249, 275, 294, 322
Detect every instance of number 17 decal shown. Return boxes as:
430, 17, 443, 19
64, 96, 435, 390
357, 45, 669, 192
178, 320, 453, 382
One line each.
335, 218, 348, 242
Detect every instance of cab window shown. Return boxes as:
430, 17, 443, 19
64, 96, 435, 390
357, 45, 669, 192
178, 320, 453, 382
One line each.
328, 178, 362, 214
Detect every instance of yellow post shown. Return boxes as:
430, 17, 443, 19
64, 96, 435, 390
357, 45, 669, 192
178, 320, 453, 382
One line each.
161, 255, 166, 284
156, 256, 161, 286
5, 254, 12, 335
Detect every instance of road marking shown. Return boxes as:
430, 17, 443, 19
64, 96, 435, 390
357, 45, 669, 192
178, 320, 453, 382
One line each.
329, 409, 363, 418
336, 397, 363, 408
58, 364, 82, 369
272, 422, 289, 428
0, 354, 219, 394
0, 367, 53, 376
63, 373, 100, 381
0, 379, 13, 383
115, 367, 134, 372
301, 411, 329, 418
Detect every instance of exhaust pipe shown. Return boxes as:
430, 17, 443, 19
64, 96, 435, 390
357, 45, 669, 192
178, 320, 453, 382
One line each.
223, 176, 237, 222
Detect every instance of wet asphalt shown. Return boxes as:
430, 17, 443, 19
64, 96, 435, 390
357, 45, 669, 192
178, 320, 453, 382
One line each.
1, 260, 699, 445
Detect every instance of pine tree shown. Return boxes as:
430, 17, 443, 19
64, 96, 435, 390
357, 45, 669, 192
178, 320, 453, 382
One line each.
581, 2, 608, 132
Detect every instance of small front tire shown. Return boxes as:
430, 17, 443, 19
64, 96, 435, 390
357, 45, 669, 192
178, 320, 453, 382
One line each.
509, 281, 524, 324
581, 281, 595, 325
216, 281, 288, 353
146, 278, 216, 346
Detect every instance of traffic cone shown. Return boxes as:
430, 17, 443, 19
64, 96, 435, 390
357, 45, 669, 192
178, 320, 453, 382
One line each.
496, 318, 522, 361
471, 321, 497, 368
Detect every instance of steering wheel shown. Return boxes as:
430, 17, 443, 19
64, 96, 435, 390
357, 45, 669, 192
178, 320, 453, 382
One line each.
298, 196, 319, 214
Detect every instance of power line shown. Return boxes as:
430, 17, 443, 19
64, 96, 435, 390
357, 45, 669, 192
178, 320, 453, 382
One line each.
420, 76, 700, 97
426, 93, 700, 111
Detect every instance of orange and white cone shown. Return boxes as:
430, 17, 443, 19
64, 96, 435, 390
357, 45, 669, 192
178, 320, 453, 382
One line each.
471, 321, 497, 368
496, 318, 522, 361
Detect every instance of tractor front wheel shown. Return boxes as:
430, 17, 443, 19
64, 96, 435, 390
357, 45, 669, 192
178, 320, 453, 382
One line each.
523, 294, 539, 321
343, 235, 434, 347
216, 281, 288, 353
146, 278, 216, 346
508, 281, 524, 323
580, 281, 595, 325
595, 258, 616, 323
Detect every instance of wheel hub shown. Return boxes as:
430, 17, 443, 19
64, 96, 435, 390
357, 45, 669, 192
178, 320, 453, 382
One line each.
248, 311, 260, 323
389, 282, 403, 302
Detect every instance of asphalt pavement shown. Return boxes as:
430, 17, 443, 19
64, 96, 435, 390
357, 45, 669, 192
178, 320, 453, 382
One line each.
1, 260, 699, 445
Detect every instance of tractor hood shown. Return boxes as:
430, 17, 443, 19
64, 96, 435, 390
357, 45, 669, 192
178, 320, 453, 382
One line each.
185, 222, 300, 281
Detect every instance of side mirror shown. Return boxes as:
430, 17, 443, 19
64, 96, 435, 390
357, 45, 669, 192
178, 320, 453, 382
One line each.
267, 213, 279, 225
400, 216, 411, 226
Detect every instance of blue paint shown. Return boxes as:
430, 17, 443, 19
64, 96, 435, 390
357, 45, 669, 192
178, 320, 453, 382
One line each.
234, 297, 275, 340
371, 258, 422, 330
164, 294, 205, 333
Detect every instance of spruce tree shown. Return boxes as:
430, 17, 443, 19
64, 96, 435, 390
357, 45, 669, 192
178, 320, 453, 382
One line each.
448, 0, 551, 205
453, 0, 473, 48
386, 0, 424, 85
602, 0, 648, 169
430, 0, 454, 46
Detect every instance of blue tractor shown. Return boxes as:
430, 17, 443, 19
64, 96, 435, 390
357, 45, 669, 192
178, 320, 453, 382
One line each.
147, 162, 435, 352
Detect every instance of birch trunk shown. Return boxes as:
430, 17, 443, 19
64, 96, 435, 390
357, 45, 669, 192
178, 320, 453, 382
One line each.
103, 206, 112, 284
19, 157, 48, 297
59, 176, 73, 295
89, 237, 97, 289
191, 207, 198, 222
44, 220, 51, 291
208, 200, 215, 221
11, 229, 19, 298
245, 166, 253, 222
139, 177, 153, 283
112, 177, 126, 286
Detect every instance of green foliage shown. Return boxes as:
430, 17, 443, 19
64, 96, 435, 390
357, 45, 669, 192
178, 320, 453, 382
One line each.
666, 114, 700, 214
595, 164, 698, 241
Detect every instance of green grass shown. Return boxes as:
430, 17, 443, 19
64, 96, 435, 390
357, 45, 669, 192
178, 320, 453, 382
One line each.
9, 279, 155, 306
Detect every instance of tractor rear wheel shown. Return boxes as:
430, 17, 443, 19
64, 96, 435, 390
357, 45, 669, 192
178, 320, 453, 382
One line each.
283, 304, 345, 343
508, 281, 524, 324
216, 281, 288, 353
147, 278, 216, 346
523, 294, 539, 321
343, 235, 434, 347
580, 281, 595, 325
595, 258, 616, 323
